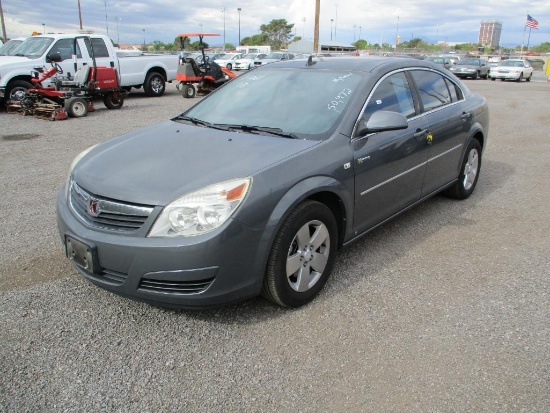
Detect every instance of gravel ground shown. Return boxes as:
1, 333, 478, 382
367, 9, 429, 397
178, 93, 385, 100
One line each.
1, 71, 549, 412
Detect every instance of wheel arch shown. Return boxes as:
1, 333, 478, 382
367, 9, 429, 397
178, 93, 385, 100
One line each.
145, 67, 167, 81
6, 74, 34, 87
263, 176, 351, 249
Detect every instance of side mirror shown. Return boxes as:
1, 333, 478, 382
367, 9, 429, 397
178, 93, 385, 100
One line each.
46, 52, 63, 63
356, 111, 408, 136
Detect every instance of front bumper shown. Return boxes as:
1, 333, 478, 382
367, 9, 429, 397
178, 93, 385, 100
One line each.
490, 71, 521, 80
450, 70, 477, 78
56, 188, 272, 309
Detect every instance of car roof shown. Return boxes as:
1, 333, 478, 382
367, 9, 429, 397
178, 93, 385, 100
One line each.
263, 56, 441, 74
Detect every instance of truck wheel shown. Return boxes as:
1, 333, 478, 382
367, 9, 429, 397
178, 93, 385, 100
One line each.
182, 84, 196, 99
143, 72, 165, 97
65, 97, 89, 118
103, 93, 124, 109
6, 80, 33, 101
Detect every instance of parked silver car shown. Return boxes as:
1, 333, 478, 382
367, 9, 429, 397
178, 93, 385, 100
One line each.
57, 58, 489, 309
253, 52, 294, 67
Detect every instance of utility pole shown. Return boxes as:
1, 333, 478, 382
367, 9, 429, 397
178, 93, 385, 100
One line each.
313, 0, 320, 53
0, 0, 8, 41
77, 0, 83, 30
104, 0, 109, 37
237, 8, 241, 46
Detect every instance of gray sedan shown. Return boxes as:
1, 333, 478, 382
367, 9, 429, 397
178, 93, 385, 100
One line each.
57, 57, 489, 309
449, 58, 490, 79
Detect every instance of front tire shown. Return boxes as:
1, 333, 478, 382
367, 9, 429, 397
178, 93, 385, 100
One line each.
6, 80, 33, 102
444, 139, 482, 200
182, 84, 196, 98
262, 200, 338, 308
516, 72, 523, 82
65, 97, 89, 118
143, 72, 165, 97
526, 73, 532, 82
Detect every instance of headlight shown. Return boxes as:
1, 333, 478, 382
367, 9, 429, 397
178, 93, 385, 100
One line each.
148, 178, 251, 237
64, 144, 98, 198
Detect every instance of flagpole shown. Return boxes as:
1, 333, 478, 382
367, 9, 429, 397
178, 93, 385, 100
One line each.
526, 27, 532, 52
521, 13, 528, 57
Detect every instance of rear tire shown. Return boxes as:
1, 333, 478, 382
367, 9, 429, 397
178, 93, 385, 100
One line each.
444, 139, 482, 200
103, 93, 124, 109
65, 97, 88, 118
262, 200, 338, 308
143, 72, 165, 97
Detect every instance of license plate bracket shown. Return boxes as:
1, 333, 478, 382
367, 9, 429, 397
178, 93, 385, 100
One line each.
65, 235, 100, 274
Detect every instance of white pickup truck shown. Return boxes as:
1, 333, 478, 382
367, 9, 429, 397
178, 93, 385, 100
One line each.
0, 33, 179, 104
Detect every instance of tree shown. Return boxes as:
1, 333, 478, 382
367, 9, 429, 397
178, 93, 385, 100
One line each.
240, 33, 269, 46
260, 19, 294, 49
531, 42, 550, 53
190, 40, 208, 51
173, 36, 191, 50
353, 39, 368, 50
225, 43, 235, 50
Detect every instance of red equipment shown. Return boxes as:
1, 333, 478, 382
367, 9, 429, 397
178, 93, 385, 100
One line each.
175, 33, 236, 98
7, 36, 127, 120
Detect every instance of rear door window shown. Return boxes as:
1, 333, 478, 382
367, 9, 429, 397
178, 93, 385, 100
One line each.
410, 70, 455, 112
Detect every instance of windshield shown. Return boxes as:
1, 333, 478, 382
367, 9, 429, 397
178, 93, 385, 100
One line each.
0, 39, 24, 56
242, 54, 257, 59
265, 52, 283, 59
217, 54, 234, 60
181, 68, 362, 139
10, 37, 54, 59
458, 59, 481, 66
499, 60, 524, 67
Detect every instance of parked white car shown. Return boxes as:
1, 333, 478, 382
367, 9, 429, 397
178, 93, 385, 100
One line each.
213, 53, 242, 70
233, 53, 266, 70
489, 59, 534, 82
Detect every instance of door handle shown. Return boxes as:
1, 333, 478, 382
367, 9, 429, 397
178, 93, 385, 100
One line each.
414, 129, 427, 140
460, 112, 471, 121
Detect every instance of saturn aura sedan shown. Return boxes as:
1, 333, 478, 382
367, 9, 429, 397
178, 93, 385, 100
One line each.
57, 57, 489, 309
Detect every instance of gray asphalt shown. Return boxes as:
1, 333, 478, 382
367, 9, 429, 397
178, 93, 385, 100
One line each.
1, 70, 549, 412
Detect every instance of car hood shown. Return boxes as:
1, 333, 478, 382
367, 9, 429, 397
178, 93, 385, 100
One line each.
453, 64, 479, 69
256, 59, 279, 64
0, 55, 32, 65
73, 120, 319, 206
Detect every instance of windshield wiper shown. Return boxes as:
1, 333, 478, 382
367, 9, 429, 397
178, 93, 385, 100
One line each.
213, 124, 299, 139
174, 115, 229, 131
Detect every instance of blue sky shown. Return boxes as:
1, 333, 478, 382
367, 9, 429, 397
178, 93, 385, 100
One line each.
3, 0, 549, 47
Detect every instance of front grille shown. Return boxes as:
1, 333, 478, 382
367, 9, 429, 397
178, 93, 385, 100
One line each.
69, 181, 154, 232
138, 277, 214, 295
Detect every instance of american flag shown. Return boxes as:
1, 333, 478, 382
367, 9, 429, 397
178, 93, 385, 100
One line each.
526, 15, 539, 29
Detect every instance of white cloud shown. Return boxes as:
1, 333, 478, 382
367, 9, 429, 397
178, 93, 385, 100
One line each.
2, 0, 548, 47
